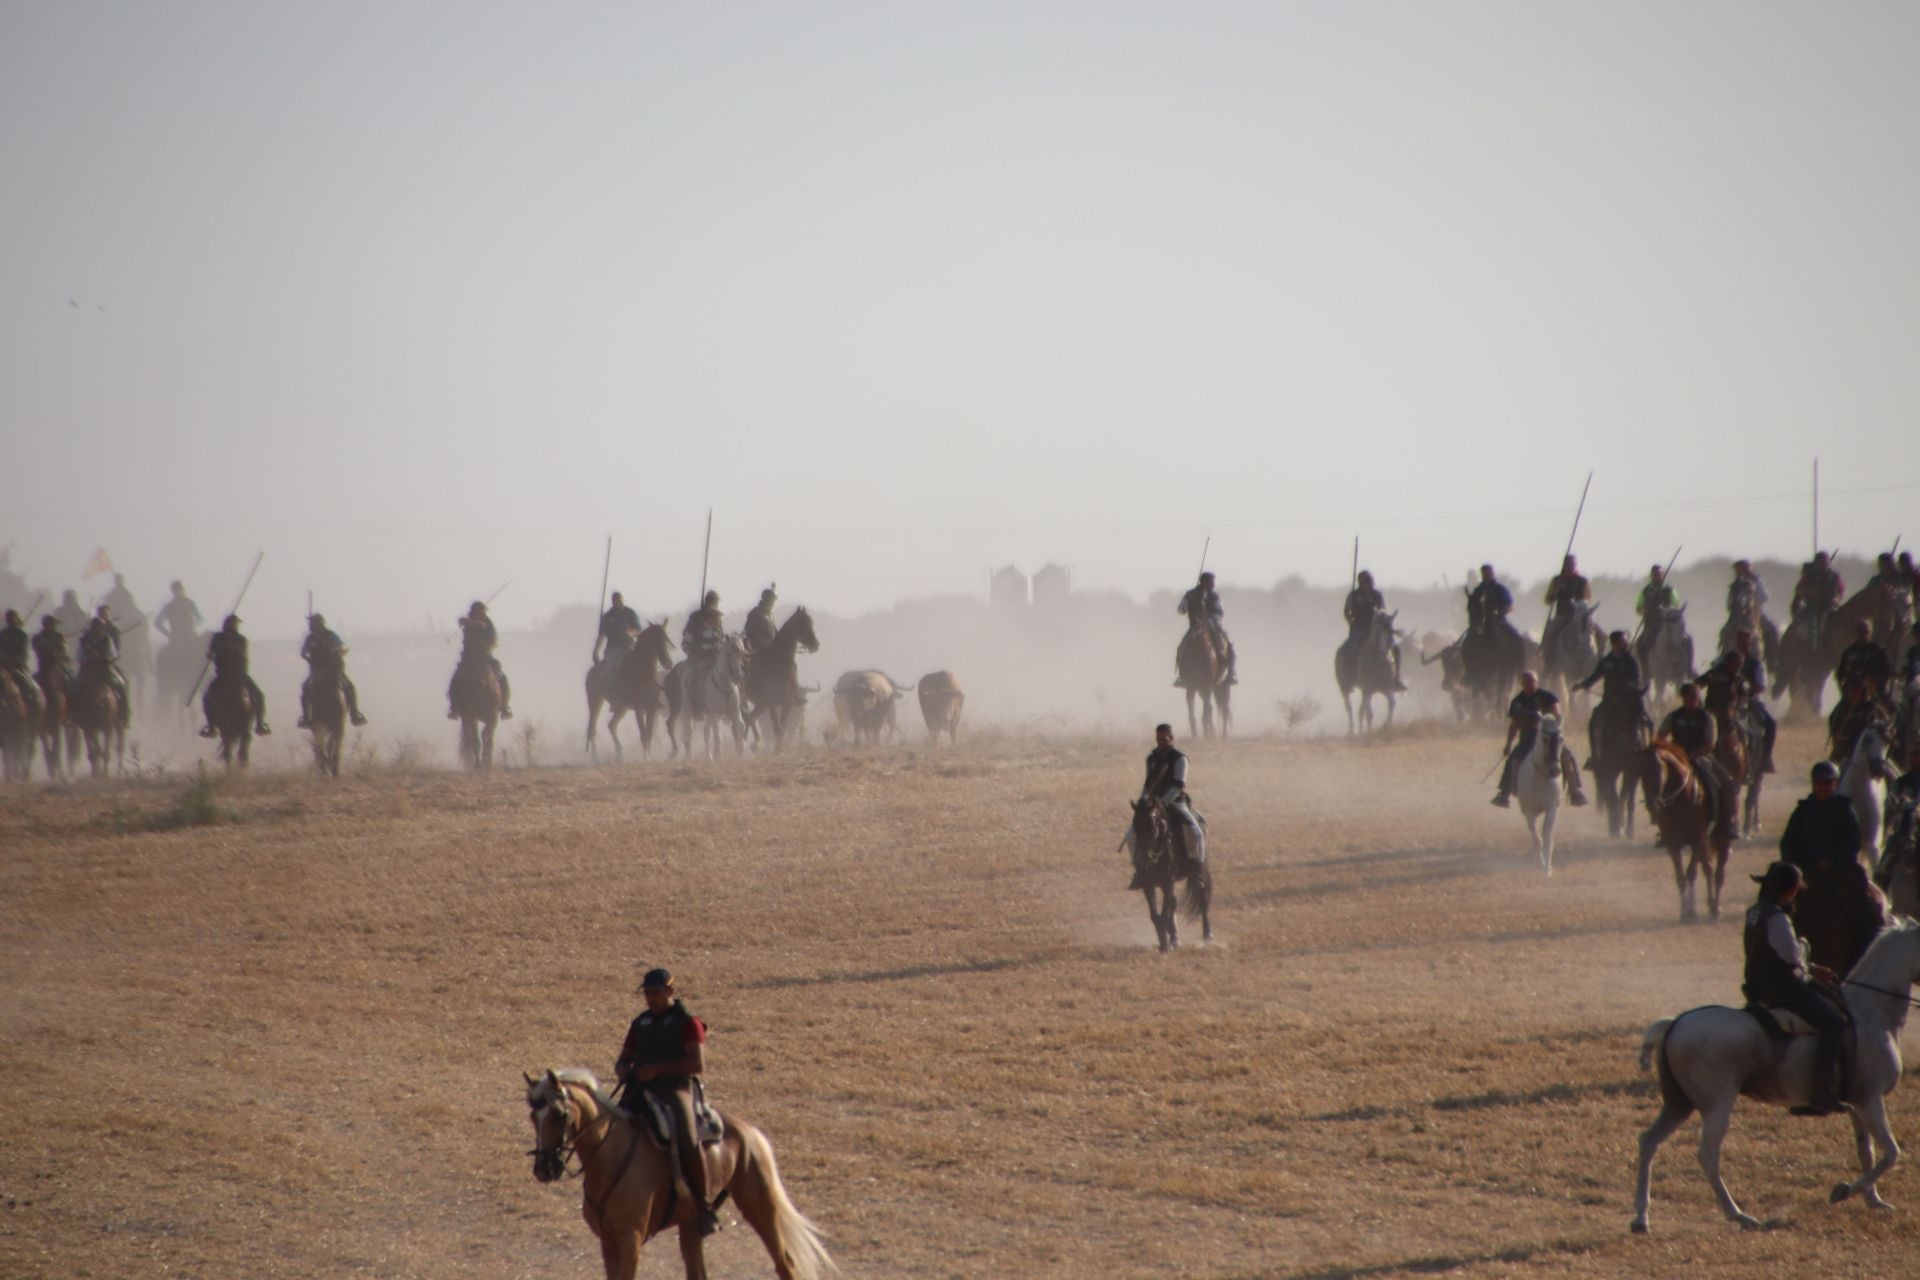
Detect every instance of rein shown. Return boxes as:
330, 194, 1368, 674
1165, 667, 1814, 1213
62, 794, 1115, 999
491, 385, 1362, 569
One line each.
1841, 977, 1920, 1009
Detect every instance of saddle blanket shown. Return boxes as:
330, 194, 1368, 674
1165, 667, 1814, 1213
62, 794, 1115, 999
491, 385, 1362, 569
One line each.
637, 1083, 725, 1150
1744, 1004, 1818, 1037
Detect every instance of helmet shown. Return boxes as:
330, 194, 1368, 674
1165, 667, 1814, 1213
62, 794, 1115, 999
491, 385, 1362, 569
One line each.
703, 591, 720, 608
639, 967, 673, 991
1811, 760, 1839, 782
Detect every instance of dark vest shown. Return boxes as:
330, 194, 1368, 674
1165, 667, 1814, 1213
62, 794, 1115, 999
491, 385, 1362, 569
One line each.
1665, 707, 1714, 756
627, 1000, 695, 1069
1144, 746, 1186, 794
1742, 901, 1801, 1004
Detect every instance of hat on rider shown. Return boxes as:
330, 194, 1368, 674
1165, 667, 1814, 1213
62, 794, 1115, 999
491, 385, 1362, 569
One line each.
639, 967, 674, 991
309, 613, 325, 628
702, 591, 720, 608
1198, 572, 1215, 586
1750, 861, 1803, 896
760, 587, 776, 603
223, 614, 240, 630
1811, 760, 1840, 783
469, 601, 487, 616
1608, 630, 1627, 644
3, 610, 18, 626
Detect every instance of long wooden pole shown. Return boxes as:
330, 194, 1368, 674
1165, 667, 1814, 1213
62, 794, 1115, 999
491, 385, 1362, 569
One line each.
593, 534, 612, 660
1562, 470, 1593, 566
186, 550, 264, 705
1197, 536, 1210, 576
1350, 536, 1359, 591
698, 508, 713, 602
1812, 457, 1819, 557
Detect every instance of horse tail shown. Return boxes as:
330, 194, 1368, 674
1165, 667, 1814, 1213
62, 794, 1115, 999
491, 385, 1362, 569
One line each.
1181, 859, 1212, 924
1637, 1018, 1673, 1073
736, 1122, 836, 1280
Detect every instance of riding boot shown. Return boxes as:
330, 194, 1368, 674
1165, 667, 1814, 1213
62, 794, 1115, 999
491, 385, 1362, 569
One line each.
1492, 754, 1515, 807
497, 665, 514, 720
1226, 644, 1239, 686
1792, 1029, 1846, 1116
249, 678, 271, 734
346, 677, 368, 726
297, 685, 312, 730
1561, 746, 1588, 805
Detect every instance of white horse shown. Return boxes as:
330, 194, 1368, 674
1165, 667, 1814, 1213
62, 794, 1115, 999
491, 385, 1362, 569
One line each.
1631, 919, 1920, 1233
1638, 604, 1695, 704
1841, 721, 1894, 856
1542, 602, 1601, 713
1514, 712, 1566, 875
666, 634, 747, 760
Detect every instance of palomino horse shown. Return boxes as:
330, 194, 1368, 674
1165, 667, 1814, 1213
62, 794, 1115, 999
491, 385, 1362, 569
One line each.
524, 1068, 834, 1280
306, 667, 349, 778
1335, 612, 1398, 735
741, 608, 820, 751
1636, 605, 1695, 704
450, 659, 502, 770
1511, 712, 1567, 874
1125, 796, 1214, 952
202, 675, 256, 769
1840, 721, 1894, 859
1632, 920, 1920, 1233
73, 658, 126, 777
1637, 740, 1731, 922
666, 636, 747, 760
586, 621, 676, 761
1540, 602, 1601, 716
1175, 624, 1231, 739
1586, 695, 1646, 840
0, 673, 33, 781
1703, 682, 1765, 837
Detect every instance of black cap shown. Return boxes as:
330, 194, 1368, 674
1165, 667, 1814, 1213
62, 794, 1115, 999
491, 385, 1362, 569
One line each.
640, 967, 673, 990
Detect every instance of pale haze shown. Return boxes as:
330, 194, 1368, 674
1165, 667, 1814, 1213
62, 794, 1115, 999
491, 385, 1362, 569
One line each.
4, 2, 1916, 636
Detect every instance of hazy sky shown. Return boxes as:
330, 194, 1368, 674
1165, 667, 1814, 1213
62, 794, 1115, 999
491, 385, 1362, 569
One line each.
5, 3, 1916, 635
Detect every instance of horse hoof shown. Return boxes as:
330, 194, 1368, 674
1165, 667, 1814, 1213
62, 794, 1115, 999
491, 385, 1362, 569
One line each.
1629, 1218, 1648, 1235
1736, 1213, 1763, 1231
1830, 1183, 1853, 1205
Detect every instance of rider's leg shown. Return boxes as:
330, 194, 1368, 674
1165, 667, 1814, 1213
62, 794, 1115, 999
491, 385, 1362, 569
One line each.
298, 677, 313, 729
1223, 631, 1238, 685
663, 1087, 719, 1233
1782, 986, 1849, 1114
344, 674, 367, 725
1494, 733, 1529, 805
248, 677, 271, 733
447, 670, 460, 719
1562, 744, 1588, 803
1757, 702, 1777, 772
495, 660, 513, 718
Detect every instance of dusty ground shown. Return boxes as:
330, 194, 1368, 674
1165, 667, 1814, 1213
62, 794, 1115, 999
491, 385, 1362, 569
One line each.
2, 721, 1915, 1279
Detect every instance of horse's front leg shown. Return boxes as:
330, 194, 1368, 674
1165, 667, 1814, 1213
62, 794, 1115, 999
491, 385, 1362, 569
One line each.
599, 1228, 639, 1280
675, 1220, 710, 1280
1142, 887, 1167, 952
1833, 1095, 1900, 1209
1186, 688, 1199, 739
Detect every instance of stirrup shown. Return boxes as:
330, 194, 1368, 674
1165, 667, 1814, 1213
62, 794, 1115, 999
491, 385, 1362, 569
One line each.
350, 712, 368, 726
1490, 794, 1510, 808
501, 707, 514, 720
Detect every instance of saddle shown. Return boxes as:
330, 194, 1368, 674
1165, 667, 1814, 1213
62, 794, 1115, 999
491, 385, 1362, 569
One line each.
632, 1081, 725, 1151
1744, 1001, 1857, 1094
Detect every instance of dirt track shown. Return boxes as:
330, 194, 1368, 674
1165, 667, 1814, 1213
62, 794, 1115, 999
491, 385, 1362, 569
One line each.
3, 722, 1915, 1278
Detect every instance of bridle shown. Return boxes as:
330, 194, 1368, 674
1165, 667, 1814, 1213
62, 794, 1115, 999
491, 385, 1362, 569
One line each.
527, 1084, 614, 1183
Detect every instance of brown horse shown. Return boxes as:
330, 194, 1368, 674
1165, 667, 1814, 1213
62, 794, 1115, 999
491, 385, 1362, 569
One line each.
1703, 684, 1765, 836
305, 667, 349, 777
1637, 740, 1731, 922
35, 672, 74, 780
586, 621, 676, 761
0, 672, 33, 781
1126, 796, 1214, 952
524, 1069, 834, 1280
741, 608, 820, 752
73, 659, 126, 777
1777, 584, 1895, 718
1176, 625, 1231, 738
1795, 862, 1892, 978
451, 659, 501, 769
202, 675, 256, 769
1335, 612, 1398, 734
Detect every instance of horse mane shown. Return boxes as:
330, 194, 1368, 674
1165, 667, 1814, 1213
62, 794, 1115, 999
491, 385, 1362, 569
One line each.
549, 1067, 618, 1111
1648, 737, 1689, 770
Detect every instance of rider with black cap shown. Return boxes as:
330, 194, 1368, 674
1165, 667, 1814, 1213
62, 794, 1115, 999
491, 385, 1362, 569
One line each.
1743, 860, 1848, 1116
614, 968, 721, 1236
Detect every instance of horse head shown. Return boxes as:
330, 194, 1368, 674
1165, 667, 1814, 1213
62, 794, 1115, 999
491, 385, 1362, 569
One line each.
1638, 739, 1692, 816
524, 1069, 575, 1184
1129, 796, 1166, 848
780, 606, 820, 654
1852, 721, 1893, 783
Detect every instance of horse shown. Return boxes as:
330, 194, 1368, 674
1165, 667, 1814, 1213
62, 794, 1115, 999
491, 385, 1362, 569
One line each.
1638, 739, 1732, 922
0, 673, 33, 782
449, 658, 501, 770
305, 666, 349, 778
202, 673, 256, 770
1778, 587, 1889, 719
73, 658, 126, 777
153, 634, 203, 732
1586, 695, 1646, 840
1703, 682, 1765, 837
524, 1068, 834, 1280
1840, 720, 1894, 858
34, 672, 73, 781
1510, 712, 1568, 874
666, 635, 747, 760
1636, 605, 1695, 705
741, 608, 820, 752
1540, 602, 1601, 714
1878, 788, 1920, 918
1456, 612, 1527, 724
1175, 624, 1231, 739
1631, 919, 1920, 1233
586, 621, 676, 762
1718, 599, 1778, 681
1335, 611, 1399, 735
1125, 796, 1214, 952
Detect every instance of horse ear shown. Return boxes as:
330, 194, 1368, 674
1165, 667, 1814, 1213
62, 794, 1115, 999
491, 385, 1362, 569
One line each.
543, 1069, 558, 1088
523, 1070, 536, 1086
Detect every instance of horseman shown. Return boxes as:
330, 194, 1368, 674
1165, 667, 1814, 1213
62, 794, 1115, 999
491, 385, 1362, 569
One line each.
0, 609, 43, 723
99, 574, 145, 635
594, 590, 643, 678
1826, 678, 1887, 767
1724, 559, 1780, 656
52, 589, 89, 662
297, 613, 368, 729
1492, 671, 1587, 808
1701, 633, 1777, 773
742, 586, 778, 657
1342, 569, 1404, 691
682, 591, 726, 670
153, 580, 203, 645
1634, 563, 1680, 658
613, 968, 721, 1238
1834, 618, 1893, 705
1575, 630, 1647, 768
1541, 554, 1591, 660
1742, 861, 1847, 1117
448, 601, 513, 721
1656, 682, 1737, 844
1176, 572, 1237, 686
79, 609, 133, 727
1136, 722, 1204, 882
1869, 551, 1906, 595
32, 615, 72, 704
1780, 758, 1878, 969
202, 615, 272, 738
1467, 564, 1513, 631
1791, 552, 1845, 647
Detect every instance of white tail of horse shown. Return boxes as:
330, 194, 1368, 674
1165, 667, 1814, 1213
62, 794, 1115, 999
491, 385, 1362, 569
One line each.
737, 1121, 837, 1280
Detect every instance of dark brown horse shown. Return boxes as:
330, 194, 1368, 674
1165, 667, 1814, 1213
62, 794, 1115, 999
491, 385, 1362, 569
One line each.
1587, 695, 1646, 840
1335, 612, 1399, 734
305, 667, 349, 777
1126, 797, 1214, 952
202, 674, 255, 769
585, 620, 676, 761
0, 672, 33, 781
1777, 584, 1897, 718
1638, 740, 1731, 922
742, 608, 820, 751
1703, 683, 1765, 836
450, 659, 501, 770
1176, 625, 1231, 738
35, 672, 73, 780
73, 659, 126, 777
1796, 861, 1892, 977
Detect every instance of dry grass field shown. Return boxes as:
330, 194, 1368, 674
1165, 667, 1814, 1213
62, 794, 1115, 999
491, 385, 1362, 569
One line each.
4, 721, 1917, 1278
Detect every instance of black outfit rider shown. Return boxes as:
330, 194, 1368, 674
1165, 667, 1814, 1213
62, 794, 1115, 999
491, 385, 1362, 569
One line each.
1835, 639, 1893, 700
1467, 578, 1513, 629
1493, 686, 1586, 806
298, 619, 368, 728
1575, 646, 1646, 765
614, 971, 720, 1237
596, 599, 643, 669
1658, 701, 1736, 842
202, 625, 271, 737
449, 609, 513, 719
1743, 863, 1848, 1117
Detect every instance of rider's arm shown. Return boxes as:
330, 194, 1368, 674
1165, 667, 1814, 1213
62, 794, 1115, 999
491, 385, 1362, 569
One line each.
1765, 912, 1808, 978
631, 1031, 708, 1082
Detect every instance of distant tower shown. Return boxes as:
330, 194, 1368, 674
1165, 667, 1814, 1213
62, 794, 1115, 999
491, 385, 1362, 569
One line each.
990, 565, 1029, 610
1032, 563, 1071, 609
